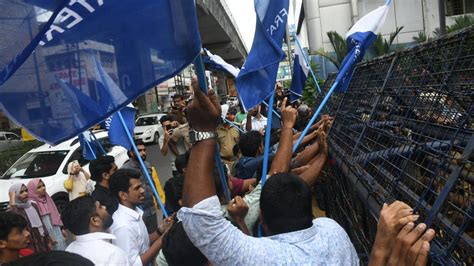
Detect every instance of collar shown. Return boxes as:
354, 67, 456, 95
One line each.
75, 232, 116, 242
267, 223, 317, 244
116, 203, 143, 221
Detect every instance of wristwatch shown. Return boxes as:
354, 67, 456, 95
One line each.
189, 129, 217, 144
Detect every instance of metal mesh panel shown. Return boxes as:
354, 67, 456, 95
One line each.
315, 27, 474, 265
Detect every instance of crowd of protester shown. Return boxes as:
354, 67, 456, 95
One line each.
0, 79, 436, 265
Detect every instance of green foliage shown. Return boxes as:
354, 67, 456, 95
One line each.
312, 27, 404, 68
301, 61, 323, 107
433, 15, 474, 37
370, 26, 404, 57
412, 31, 430, 43
312, 31, 348, 69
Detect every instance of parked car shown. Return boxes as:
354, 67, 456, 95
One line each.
134, 113, 166, 144
0, 131, 23, 152
0, 131, 128, 213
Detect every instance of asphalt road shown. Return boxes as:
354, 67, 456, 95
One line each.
144, 143, 174, 186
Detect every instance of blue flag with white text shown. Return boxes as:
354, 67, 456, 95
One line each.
235, 0, 289, 111
0, 0, 201, 145
335, 1, 391, 93
289, 43, 309, 102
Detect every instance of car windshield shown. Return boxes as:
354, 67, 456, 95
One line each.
136, 117, 157, 126
1, 151, 69, 179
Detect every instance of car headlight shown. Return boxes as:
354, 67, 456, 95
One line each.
145, 128, 153, 134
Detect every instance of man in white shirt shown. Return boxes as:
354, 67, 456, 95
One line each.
61, 196, 129, 266
109, 169, 169, 266
242, 106, 267, 132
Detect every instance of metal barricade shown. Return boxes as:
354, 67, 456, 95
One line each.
316, 26, 474, 265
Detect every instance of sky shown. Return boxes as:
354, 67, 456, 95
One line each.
226, 0, 296, 51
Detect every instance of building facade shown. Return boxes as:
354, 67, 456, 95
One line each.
300, 0, 473, 53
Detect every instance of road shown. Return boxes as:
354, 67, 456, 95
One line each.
145, 143, 174, 186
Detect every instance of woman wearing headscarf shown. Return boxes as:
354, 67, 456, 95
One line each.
66, 160, 91, 201
8, 183, 52, 253
27, 179, 67, 251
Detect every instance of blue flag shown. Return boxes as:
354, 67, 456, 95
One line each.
203, 49, 240, 77
235, 0, 289, 111
0, 0, 201, 145
78, 131, 97, 160
335, 1, 391, 93
289, 42, 310, 102
109, 104, 136, 151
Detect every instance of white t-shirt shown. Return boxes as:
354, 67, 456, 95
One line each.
66, 232, 129, 266
242, 115, 268, 132
111, 204, 150, 266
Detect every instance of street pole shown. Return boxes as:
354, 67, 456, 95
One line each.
285, 26, 293, 77
438, 0, 446, 35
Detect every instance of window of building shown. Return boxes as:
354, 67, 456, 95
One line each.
446, 0, 474, 16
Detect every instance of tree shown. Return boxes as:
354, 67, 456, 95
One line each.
412, 31, 430, 43
370, 26, 404, 57
432, 15, 474, 37
312, 27, 404, 69
312, 31, 348, 69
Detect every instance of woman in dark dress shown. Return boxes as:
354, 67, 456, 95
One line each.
8, 183, 51, 253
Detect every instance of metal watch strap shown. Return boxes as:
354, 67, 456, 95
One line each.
189, 130, 217, 143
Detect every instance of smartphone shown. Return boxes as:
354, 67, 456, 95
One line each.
165, 124, 172, 131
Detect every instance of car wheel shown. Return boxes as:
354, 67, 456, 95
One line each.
52, 193, 69, 214
154, 132, 159, 144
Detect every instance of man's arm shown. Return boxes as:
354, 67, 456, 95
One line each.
268, 98, 296, 175
292, 128, 323, 168
159, 130, 171, 156
168, 139, 180, 157
245, 113, 252, 132
182, 78, 221, 207
298, 131, 328, 187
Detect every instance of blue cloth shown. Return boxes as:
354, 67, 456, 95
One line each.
289, 45, 309, 102
78, 131, 97, 160
235, 156, 265, 180
0, 0, 201, 145
178, 196, 359, 265
109, 105, 136, 151
235, 0, 289, 111
335, 3, 391, 93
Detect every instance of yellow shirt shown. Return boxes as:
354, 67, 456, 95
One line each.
217, 125, 240, 160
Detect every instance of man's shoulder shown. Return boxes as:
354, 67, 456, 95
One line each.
121, 160, 134, 169
313, 218, 350, 239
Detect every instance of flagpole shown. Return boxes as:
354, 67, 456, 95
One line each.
261, 100, 282, 119
82, 133, 97, 160
223, 118, 244, 134
261, 91, 275, 186
90, 131, 107, 155
116, 111, 169, 217
194, 54, 232, 202
293, 34, 321, 94
292, 81, 339, 152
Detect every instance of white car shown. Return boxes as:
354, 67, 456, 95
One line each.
0, 131, 128, 213
0, 131, 23, 152
134, 113, 166, 144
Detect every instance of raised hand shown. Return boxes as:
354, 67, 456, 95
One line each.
227, 196, 249, 222
369, 201, 420, 265
186, 76, 221, 132
280, 97, 297, 129
387, 223, 435, 266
